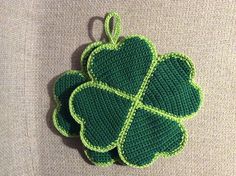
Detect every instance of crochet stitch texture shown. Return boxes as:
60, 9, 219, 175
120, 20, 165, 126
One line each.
52, 12, 203, 168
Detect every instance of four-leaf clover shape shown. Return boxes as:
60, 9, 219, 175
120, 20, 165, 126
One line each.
52, 12, 202, 168
69, 35, 202, 168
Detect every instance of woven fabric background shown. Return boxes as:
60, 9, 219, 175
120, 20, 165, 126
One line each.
0, 0, 235, 175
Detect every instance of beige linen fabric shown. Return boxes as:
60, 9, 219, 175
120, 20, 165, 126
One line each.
1, 0, 236, 175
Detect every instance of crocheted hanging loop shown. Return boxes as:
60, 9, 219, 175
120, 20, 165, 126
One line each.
104, 12, 121, 44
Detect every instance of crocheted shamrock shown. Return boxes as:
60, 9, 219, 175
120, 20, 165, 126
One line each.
52, 12, 202, 168
69, 12, 202, 168
53, 42, 119, 166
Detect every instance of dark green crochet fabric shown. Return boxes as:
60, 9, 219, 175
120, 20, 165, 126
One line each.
69, 35, 202, 167
143, 56, 201, 116
81, 42, 102, 75
121, 108, 185, 166
85, 149, 119, 166
52, 12, 202, 168
90, 37, 153, 94
71, 84, 132, 147
53, 44, 119, 165
53, 71, 86, 136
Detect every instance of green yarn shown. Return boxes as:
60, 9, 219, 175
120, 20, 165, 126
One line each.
53, 71, 86, 136
88, 36, 154, 94
69, 34, 202, 167
143, 53, 202, 118
85, 149, 119, 166
81, 42, 103, 76
52, 11, 203, 168
104, 12, 121, 44
120, 109, 186, 167
53, 41, 102, 137
70, 82, 132, 149
53, 43, 118, 166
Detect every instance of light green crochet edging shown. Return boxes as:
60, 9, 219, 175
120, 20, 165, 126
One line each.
69, 81, 133, 152
80, 41, 103, 76
104, 11, 121, 44
118, 52, 203, 168
69, 51, 203, 167
118, 112, 188, 168
52, 38, 119, 166
70, 48, 202, 140
140, 52, 204, 122
53, 39, 104, 137
69, 35, 157, 152
87, 34, 157, 83
69, 12, 203, 168
84, 150, 115, 167
53, 70, 85, 137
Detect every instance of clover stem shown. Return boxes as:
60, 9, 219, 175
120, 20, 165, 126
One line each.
104, 12, 121, 45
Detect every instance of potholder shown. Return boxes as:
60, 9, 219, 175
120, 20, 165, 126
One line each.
53, 12, 203, 168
